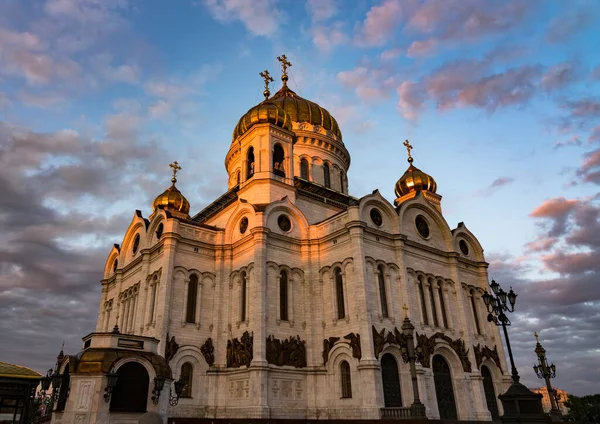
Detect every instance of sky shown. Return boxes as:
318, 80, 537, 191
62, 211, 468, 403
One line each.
0, 0, 599, 397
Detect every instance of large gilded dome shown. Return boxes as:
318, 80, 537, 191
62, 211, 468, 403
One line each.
232, 100, 292, 142
395, 161, 437, 198
269, 85, 343, 141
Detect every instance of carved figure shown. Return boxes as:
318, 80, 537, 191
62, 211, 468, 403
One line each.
344, 332, 362, 360
200, 338, 215, 366
372, 326, 408, 359
226, 331, 253, 368
266, 335, 307, 368
165, 334, 179, 362
415, 332, 471, 372
474, 344, 503, 374
372, 326, 386, 359
322, 337, 340, 365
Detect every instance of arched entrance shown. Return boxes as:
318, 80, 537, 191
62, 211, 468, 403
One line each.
110, 362, 149, 412
381, 353, 402, 407
482, 366, 499, 419
433, 355, 457, 420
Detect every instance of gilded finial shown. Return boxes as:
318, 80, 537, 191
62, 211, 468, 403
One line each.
534, 332, 539, 343
169, 161, 182, 184
403, 140, 414, 164
259, 70, 274, 100
277, 54, 292, 86
60, 341, 65, 352
403, 304, 409, 318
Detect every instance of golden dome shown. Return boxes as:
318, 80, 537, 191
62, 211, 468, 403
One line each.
395, 159, 437, 198
269, 85, 343, 141
152, 161, 190, 216
232, 100, 292, 142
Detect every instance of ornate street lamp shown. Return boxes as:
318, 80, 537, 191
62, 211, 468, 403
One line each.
400, 305, 426, 418
169, 378, 187, 406
533, 332, 563, 422
103, 372, 119, 403
483, 280, 547, 423
151, 375, 166, 405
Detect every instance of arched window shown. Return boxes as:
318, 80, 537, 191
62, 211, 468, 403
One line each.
381, 353, 402, 407
429, 281, 439, 327
280, 270, 288, 321
339, 172, 344, 193
300, 158, 309, 180
470, 289, 481, 334
377, 265, 388, 318
481, 366, 499, 419
113, 258, 118, 273
156, 223, 163, 239
323, 163, 331, 188
273, 144, 285, 177
110, 362, 149, 412
236, 170, 241, 186
335, 268, 345, 319
418, 278, 428, 325
240, 271, 247, 322
433, 355, 457, 419
180, 362, 193, 398
438, 284, 448, 328
340, 361, 352, 398
247, 147, 255, 179
148, 277, 158, 325
186, 274, 198, 324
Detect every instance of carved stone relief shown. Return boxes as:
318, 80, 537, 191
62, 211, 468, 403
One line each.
416, 332, 472, 372
266, 335, 307, 368
344, 332, 362, 360
372, 325, 408, 359
322, 337, 340, 365
200, 338, 215, 366
473, 343, 503, 374
165, 334, 179, 362
226, 331, 253, 368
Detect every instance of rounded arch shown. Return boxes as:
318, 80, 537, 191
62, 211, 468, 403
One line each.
120, 219, 148, 265
109, 361, 150, 412
452, 223, 486, 262
147, 210, 168, 245
381, 352, 402, 407
224, 202, 258, 244
398, 198, 454, 251
103, 245, 121, 279
481, 364, 500, 419
264, 197, 310, 239
358, 191, 399, 233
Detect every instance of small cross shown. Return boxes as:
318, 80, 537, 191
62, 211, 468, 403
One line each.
403, 304, 409, 318
277, 54, 292, 85
534, 332, 539, 343
403, 140, 413, 162
259, 70, 274, 99
169, 161, 182, 183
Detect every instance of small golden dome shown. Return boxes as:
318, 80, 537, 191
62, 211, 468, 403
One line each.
152, 161, 190, 216
232, 100, 292, 142
270, 85, 343, 141
395, 161, 437, 198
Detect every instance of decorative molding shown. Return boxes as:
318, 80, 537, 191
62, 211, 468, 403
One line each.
473, 343, 503, 374
416, 332, 472, 372
200, 338, 215, 366
266, 335, 307, 368
226, 331, 253, 368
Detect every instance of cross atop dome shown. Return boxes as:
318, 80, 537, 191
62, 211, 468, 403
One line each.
259, 70, 274, 100
403, 140, 414, 164
277, 54, 292, 86
169, 161, 182, 184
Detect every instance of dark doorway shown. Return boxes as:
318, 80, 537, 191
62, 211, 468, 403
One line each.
482, 366, 499, 419
433, 355, 457, 420
273, 144, 285, 177
381, 353, 402, 407
56, 364, 70, 411
110, 362, 149, 412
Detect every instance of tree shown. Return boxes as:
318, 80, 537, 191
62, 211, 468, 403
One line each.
564, 394, 600, 423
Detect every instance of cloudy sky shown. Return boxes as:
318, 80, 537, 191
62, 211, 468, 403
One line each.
0, 0, 599, 396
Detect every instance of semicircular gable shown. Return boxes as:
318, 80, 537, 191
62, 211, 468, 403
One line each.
398, 197, 453, 252
224, 201, 258, 245
103, 244, 121, 279
452, 223, 485, 262
358, 190, 398, 233
264, 196, 309, 239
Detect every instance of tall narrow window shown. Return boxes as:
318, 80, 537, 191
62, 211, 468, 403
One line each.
471, 290, 481, 334
247, 147, 255, 179
340, 361, 352, 398
148, 279, 158, 325
240, 271, 247, 322
429, 282, 439, 327
377, 265, 388, 318
236, 170, 241, 186
273, 144, 285, 177
323, 163, 331, 188
418, 279, 428, 325
180, 362, 193, 398
339, 172, 344, 193
335, 268, 345, 319
438, 284, 448, 328
300, 158, 309, 180
186, 274, 198, 324
280, 270, 289, 321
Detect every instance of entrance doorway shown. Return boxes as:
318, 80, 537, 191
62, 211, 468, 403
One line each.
482, 366, 499, 419
433, 355, 457, 420
381, 353, 402, 407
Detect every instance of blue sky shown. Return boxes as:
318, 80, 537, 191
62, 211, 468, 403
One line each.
0, 0, 599, 396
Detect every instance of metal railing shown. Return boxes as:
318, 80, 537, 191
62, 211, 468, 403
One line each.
381, 407, 412, 419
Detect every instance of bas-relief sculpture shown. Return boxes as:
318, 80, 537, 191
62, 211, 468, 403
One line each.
322, 337, 340, 365
473, 343, 503, 373
372, 326, 408, 359
226, 331, 253, 368
266, 335, 307, 368
200, 338, 215, 366
165, 334, 179, 362
343, 332, 362, 360
416, 332, 472, 372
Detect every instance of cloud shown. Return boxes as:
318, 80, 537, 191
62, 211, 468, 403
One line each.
201, 0, 284, 37
310, 21, 349, 52
338, 65, 397, 102
306, 0, 338, 22
541, 62, 578, 92
546, 10, 594, 43
489, 177, 514, 189
380, 48, 402, 61
354, 0, 403, 47
554, 135, 582, 149
530, 197, 579, 237
17, 91, 68, 108
406, 39, 436, 57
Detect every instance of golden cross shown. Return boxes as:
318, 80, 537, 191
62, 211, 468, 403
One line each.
259, 70, 274, 99
277, 54, 292, 85
403, 140, 413, 163
534, 331, 539, 343
169, 161, 182, 184
403, 304, 409, 318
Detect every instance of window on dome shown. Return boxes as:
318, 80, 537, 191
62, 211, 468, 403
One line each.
300, 158, 309, 180
186, 274, 198, 324
280, 270, 288, 321
247, 147, 255, 179
323, 163, 331, 188
273, 144, 285, 177
339, 172, 344, 193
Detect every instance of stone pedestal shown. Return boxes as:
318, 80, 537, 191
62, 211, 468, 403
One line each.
499, 382, 550, 424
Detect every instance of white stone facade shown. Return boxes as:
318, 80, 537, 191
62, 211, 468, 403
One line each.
88, 104, 512, 422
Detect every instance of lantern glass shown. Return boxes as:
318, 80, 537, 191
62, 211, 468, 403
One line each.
490, 279, 500, 294
174, 379, 186, 397
154, 375, 166, 392
508, 288, 517, 307
51, 371, 62, 389
498, 288, 507, 305
106, 372, 119, 389
482, 291, 492, 307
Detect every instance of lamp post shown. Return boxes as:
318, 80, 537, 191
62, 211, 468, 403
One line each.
151, 376, 166, 404
400, 305, 426, 418
482, 280, 548, 424
533, 332, 563, 422
169, 378, 187, 406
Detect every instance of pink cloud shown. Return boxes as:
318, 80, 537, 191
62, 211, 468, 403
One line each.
554, 135, 582, 149
406, 39, 436, 57
397, 80, 425, 120
354, 0, 403, 47
380, 48, 402, 61
526, 237, 557, 252
530, 197, 578, 220
202, 0, 285, 37
311, 21, 348, 52
541, 62, 577, 91
306, 0, 338, 22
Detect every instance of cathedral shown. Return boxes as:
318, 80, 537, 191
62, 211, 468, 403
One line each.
52, 56, 511, 424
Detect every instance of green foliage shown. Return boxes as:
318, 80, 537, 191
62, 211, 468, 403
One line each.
564, 394, 600, 423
